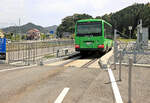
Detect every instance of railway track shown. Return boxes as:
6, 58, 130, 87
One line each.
59, 56, 99, 68
59, 56, 81, 66
45, 52, 104, 68
80, 58, 98, 68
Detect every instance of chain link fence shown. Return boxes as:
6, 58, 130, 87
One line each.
112, 41, 150, 66
108, 29, 150, 103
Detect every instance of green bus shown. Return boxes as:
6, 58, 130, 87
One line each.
75, 19, 113, 54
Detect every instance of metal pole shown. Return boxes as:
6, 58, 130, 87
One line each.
28, 43, 30, 65
7, 43, 9, 64
33, 42, 36, 63
23, 43, 24, 62
133, 48, 136, 63
119, 51, 122, 81
18, 43, 20, 60
128, 58, 133, 103
57, 49, 59, 58
53, 44, 55, 54
26, 42, 27, 65
114, 29, 117, 70
36, 40, 37, 58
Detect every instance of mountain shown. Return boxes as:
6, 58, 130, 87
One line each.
44, 25, 57, 33
2, 23, 57, 34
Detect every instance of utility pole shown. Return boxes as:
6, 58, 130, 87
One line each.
136, 19, 143, 50
19, 18, 21, 41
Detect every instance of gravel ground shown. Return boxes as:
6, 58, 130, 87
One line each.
111, 65, 150, 103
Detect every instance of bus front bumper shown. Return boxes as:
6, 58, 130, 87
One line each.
75, 48, 105, 52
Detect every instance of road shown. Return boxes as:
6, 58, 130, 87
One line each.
0, 57, 114, 103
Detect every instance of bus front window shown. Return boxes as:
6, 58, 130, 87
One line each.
77, 22, 102, 36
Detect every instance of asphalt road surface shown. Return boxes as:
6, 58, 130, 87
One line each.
0, 61, 113, 103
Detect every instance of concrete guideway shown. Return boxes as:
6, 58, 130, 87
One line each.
46, 57, 100, 69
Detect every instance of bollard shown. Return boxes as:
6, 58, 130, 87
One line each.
53, 46, 55, 54
65, 49, 68, 56
128, 58, 133, 103
113, 29, 117, 70
39, 59, 43, 66
119, 51, 122, 81
18, 43, 19, 61
133, 49, 137, 63
57, 49, 59, 57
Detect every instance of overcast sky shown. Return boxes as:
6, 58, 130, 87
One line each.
0, 0, 149, 28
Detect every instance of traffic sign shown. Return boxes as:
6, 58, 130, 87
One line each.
128, 26, 132, 30
0, 38, 6, 60
0, 38, 6, 53
50, 31, 54, 34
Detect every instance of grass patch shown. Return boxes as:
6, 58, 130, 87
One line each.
44, 54, 54, 59
117, 38, 136, 43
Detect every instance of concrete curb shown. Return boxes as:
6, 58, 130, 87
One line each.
98, 50, 113, 69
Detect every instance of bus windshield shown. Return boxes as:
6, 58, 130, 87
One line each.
77, 22, 102, 36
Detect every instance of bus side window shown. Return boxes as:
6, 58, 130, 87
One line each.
104, 28, 106, 37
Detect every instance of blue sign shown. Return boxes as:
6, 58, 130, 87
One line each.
0, 38, 6, 53
50, 31, 54, 34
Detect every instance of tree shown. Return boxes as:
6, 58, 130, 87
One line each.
56, 13, 93, 38
57, 3, 150, 39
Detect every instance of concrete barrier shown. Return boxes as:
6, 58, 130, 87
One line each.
98, 49, 113, 69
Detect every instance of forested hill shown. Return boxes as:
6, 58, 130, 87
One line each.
2, 23, 57, 34
56, 3, 150, 39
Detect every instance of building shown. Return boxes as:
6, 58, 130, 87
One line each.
27, 29, 40, 40
0, 30, 4, 38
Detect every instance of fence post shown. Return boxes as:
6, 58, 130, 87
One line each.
133, 48, 137, 63
114, 29, 117, 70
17, 43, 19, 61
27, 43, 30, 65
53, 46, 55, 54
119, 50, 122, 81
128, 58, 133, 103
6, 43, 9, 64
57, 49, 59, 57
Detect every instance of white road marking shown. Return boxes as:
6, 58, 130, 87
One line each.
108, 68, 123, 103
0, 65, 36, 73
54, 87, 70, 103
